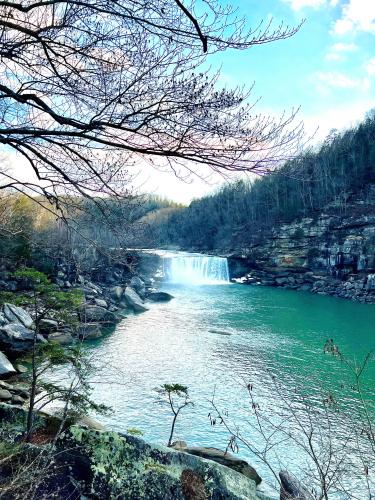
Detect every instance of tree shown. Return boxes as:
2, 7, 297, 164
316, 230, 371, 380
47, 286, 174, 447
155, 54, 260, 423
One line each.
209, 343, 375, 500
11, 267, 104, 441
155, 383, 194, 446
0, 0, 303, 216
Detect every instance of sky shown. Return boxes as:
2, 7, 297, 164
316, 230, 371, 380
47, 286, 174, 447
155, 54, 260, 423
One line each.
142, 0, 375, 202
7, 0, 375, 203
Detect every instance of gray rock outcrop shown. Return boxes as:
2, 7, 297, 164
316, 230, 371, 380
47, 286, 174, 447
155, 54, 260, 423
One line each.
173, 445, 262, 485
279, 471, 314, 500
0, 389, 12, 400
230, 212, 375, 303
124, 286, 149, 312
3, 303, 33, 328
48, 332, 74, 345
78, 305, 117, 324
94, 298, 108, 308
39, 318, 59, 335
0, 323, 44, 353
110, 285, 124, 301
0, 351, 16, 376
130, 276, 146, 297
76, 323, 102, 340
57, 427, 260, 499
147, 291, 174, 302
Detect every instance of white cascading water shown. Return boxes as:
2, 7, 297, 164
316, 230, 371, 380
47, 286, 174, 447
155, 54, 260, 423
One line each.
163, 254, 230, 285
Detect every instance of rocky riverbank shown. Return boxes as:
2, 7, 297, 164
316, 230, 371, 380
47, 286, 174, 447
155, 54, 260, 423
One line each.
0, 256, 274, 499
228, 211, 375, 304
0, 403, 264, 500
232, 268, 375, 303
0, 250, 175, 404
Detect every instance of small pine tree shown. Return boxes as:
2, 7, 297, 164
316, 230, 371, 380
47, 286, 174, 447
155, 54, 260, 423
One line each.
155, 384, 193, 447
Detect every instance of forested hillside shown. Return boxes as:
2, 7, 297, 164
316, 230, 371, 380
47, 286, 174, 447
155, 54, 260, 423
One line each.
144, 113, 375, 251
0, 193, 179, 273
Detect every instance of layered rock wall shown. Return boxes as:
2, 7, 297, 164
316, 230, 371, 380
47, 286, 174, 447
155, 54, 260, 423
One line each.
230, 212, 375, 303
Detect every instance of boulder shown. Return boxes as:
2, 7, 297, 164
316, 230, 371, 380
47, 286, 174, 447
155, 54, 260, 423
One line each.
94, 298, 108, 309
0, 389, 12, 400
9, 384, 30, 398
12, 395, 25, 405
0, 380, 13, 390
0, 351, 16, 376
366, 274, 375, 291
56, 428, 259, 500
85, 281, 103, 295
110, 286, 124, 301
39, 318, 59, 335
130, 276, 146, 296
275, 277, 289, 286
80, 286, 99, 296
179, 446, 261, 485
48, 332, 74, 345
15, 363, 28, 374
171, 440, 188, 450
147, 292, 174, 302
0, 404, 260, 500
279, 471, 314, 500
78, 305, 117, 324
0, 323, 43, 353
124, 287, 149, 312
0, 313, 8, 326
77, 415, 106, 431
3, 303, 33, 328
76, 323, 102, 340
298, 284, 312, 292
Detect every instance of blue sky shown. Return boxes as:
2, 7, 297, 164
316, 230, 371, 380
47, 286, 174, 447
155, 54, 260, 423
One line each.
146, 0, 375, 202
212, 0, 375, 137
9, 0, 375, 202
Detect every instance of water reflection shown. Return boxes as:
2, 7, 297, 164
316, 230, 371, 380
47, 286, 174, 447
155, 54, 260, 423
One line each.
85, 284, 375, 498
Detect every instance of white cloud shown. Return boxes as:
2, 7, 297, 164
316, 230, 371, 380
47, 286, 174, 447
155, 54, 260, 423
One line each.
331, 42, 358, 52
333, 0, 375, 35
366, 58, 375, 76
325, 42, 358, 61
283, 0, 326, 10
303, 99, 375, 142
325, 52, 345, 61
283, 0, 339, 10
315, 71, 370, 91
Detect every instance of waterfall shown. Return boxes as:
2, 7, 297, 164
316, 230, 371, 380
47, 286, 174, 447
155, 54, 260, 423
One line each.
163, 253, 230, 285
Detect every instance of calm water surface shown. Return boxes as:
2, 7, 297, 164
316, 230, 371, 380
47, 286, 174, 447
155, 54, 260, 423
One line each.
86, 284, 375, 497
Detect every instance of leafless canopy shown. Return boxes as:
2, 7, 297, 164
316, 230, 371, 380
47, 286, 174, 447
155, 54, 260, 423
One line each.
0, 0, 303, 203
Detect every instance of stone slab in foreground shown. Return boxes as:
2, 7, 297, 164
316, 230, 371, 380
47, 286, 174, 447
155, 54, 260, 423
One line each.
58, 427, 260, 499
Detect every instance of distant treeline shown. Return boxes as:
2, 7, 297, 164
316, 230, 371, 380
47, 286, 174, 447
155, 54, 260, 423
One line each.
2, 113, 375, 262
0, 192, 180, 270
142, 112, 375, 251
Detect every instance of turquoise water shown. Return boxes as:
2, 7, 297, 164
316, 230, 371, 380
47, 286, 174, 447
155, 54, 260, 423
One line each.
87, 284, 375, 498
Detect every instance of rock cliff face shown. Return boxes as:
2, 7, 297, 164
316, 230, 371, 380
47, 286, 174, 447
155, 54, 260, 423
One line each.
0, 403, 261, 500
229, 211, 375, 303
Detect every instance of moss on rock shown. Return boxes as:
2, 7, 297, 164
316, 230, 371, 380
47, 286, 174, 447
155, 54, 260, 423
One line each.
58, 426, 260, 499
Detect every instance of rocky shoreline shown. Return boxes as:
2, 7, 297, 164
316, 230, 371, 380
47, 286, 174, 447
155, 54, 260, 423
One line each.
0, 403, 264, 500
232, 268, 375, 303
0, 250, 341, 499
0, 254, 273, 499
0, 265, 272, 499
225, 212, 375, 304
0, 260, 171, 405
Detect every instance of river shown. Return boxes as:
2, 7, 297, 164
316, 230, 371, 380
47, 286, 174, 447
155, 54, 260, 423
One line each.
84, 254, 375, 498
